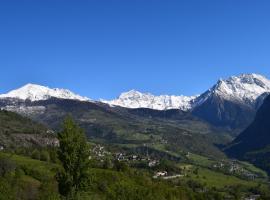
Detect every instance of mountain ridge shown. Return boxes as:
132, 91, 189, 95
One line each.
0, 83, 90, 102
1, 73, 269, 110
1, 73, 270, 132
104, 73, 270, 111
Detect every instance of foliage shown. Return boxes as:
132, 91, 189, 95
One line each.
0, 156, 16, 176
0, 110, 47, 135
56, 116, 91, 198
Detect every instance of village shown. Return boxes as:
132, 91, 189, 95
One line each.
90, 144, 267, 187
212, 159, 259, 180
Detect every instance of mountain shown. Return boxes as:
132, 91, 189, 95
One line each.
103, 74, 270, 132
104, 74, 270, 111
196, 74, 270, 107
0, 97, 230, 158
0, 109, 57, 148
0, 73, 269, 134
225, 94, 270, 173
192, 74, 270, 131
0, 83, 90, 101
2, 73, 269, 156
102, 90, 197, 111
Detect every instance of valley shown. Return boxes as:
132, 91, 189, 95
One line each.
1, 73, 270, 199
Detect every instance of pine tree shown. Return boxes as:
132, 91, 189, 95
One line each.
56, 116, 91, 199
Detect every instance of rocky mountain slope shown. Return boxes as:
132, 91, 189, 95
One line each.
225, 94, 270, 156
191, 74, 270, 131
225, 94, 270, 173
104, 74, 270, 111
104, 74, 270, 131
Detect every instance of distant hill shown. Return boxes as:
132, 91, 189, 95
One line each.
225, 94, 270, 173
0, 98, 230, 158
0, 109, 56, 148
2, 73, 270, 157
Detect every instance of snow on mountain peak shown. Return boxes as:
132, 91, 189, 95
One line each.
103, 73, 270, 111
118, 90, 148, 99
102, 90, 197, 111
189, 73, 270, 108
1, 73, 269, 110
212, 73, 270, 103
0, 83, 90, 101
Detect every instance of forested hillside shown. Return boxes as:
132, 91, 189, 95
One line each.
0, 110, 56, 148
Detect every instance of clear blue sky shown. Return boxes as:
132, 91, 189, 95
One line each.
0, 0, 270, 99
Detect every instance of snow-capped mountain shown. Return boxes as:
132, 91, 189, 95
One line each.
104, 74, 270, 112
1, 74, 269, 110
192, 73, 270, 130
0, 73, 269, 131
196, 73, 270, 108
102, 90, 197, 111
0, 83, 90, 102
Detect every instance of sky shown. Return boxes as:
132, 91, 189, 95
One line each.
0, 0, 270, 100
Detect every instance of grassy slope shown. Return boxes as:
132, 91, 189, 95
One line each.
1, 152, 268, 196
182, 153, 269, 193
0, 152, 194, 200
185, 167, 259, 188
0, 152, 57, 179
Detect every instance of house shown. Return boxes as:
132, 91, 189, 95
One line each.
153, 171, 168, 178
115, 153, 125, 161
148, 160, 159, 167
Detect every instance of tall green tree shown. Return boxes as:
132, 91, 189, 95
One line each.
57, 116, 91, 199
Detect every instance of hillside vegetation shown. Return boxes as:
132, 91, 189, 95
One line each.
0, 110, 56, 148
16, 98, 231, 158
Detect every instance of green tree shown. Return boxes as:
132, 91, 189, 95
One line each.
113, 160, 128, 172
31, 149, 40, 160
56, 117, 91, 199
40, 150, 50, 162
0, 157, 16, 176
103, 158, 113, 169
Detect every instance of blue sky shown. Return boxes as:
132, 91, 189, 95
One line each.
0, 0, 270, 99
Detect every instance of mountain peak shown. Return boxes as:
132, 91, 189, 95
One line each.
0, 83, 90, 102
103, 90, 196, 111
198, 73, 270, 107
102, 73, 270, 111
227, 73, 270, 85
118, 90, 147, 98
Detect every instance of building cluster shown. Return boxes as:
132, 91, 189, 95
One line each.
212, 160, 258, 180
91, 144, 110, 160
114, 152, 159, 167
